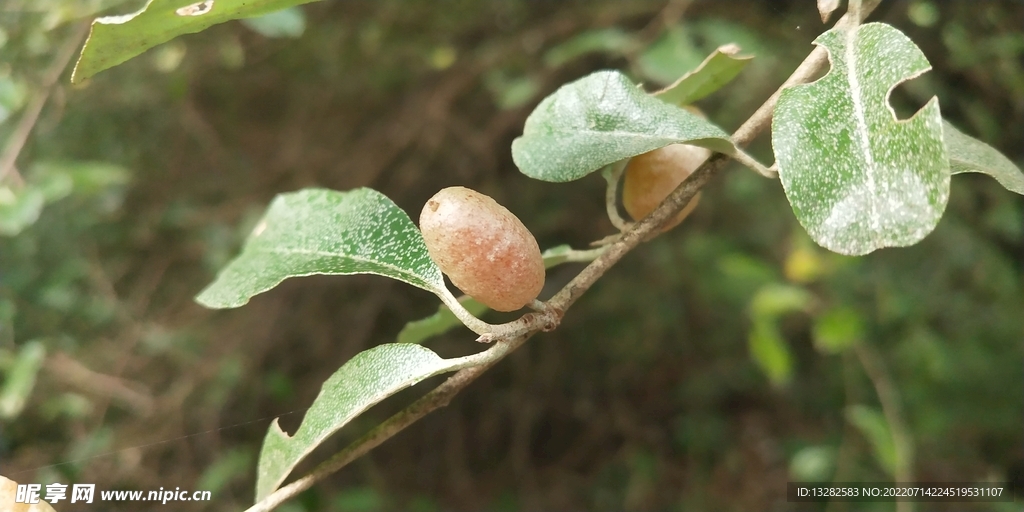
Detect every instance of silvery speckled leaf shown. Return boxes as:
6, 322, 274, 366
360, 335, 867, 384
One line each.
512, 70, 734, 183
195, 188, 444, 308
773, 23, 948, 256
256, 344, 458, 500
73, 1, 317, 83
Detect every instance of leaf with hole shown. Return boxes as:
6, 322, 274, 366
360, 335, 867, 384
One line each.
195, 188, 444, 308
654, 44, 752, 106
944, 120, 1024, 195
773, 23, 948, 256
256, 344, 463, 501
511, 70, 734, 183
72, 1, 317, 83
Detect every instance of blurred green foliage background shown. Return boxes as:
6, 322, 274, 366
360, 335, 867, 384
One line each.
0, 1, 1021, 510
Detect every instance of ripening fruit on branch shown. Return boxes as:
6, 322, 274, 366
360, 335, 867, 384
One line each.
419, 186, 545, 312
622, 143, 709, 231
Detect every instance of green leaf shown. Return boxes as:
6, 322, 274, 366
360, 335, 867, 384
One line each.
195, 188, 443, 308
773, 23, 948, 256
396, 297, 488, 345
845, 404, 897, 477
538, 244, 603, 268
511, 70, 734, 183
748, 318, 793, 387
789, 445, 837, 481
653, 44, 752, 106
543, 28, 639, 68
72, 0, 320, 84
256, 344, 460, 501
637, 26, 705, 86
813, 307, 865, 354
333, 487, 384, 512
944, 120, 1024, 195
240, 6, 306, 39
31, 160, 131, 197
483, 71, 541, 110
0, 74, 29, 125
0, 341, 46, 419
749, 283, 814, 319
0, 185, 45, 236
196, 448, 253, 495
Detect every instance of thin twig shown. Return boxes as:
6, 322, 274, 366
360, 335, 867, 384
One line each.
0, 22, 89, 184
46, 352, 155, 416
248, 3, 882, 510
855, 343, 915, 512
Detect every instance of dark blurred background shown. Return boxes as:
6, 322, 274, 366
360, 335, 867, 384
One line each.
0, 1, 1021, 510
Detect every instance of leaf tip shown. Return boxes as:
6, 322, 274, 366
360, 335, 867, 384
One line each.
194, 286, 247, 309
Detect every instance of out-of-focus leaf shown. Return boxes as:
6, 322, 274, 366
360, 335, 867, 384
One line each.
150, 41, 187, 72
240, 7, 306, 39
484, 71, 540, 110
72, 0, 320, 83
784, 246, 827, 284
637, 26, 705, 85
846, 404, 897, 476
789, 445, 836, 481
907, 1, 940, 28
256, 344, 462, 501
773, 23, 948, 256
717, 253, 778, 287
0, 186, 46, 236
512, 70, 733, 183
813, 307, 865, 354
196, 188, 444, 308
0, 74, 28, 125
333, 487, 384, 512
0, 341, 46, 419
944, 120, 1024, 194
31, 160, 130, 197
0, 299, 14, 345
748, 318, 793, 387
543, 28, 639, 68
654, 44, 752, 106
749, 283, 813, 319
197, 448, 253, 495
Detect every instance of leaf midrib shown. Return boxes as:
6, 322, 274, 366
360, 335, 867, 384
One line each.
844, 26, 880, 237
246, 246, 441, 289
